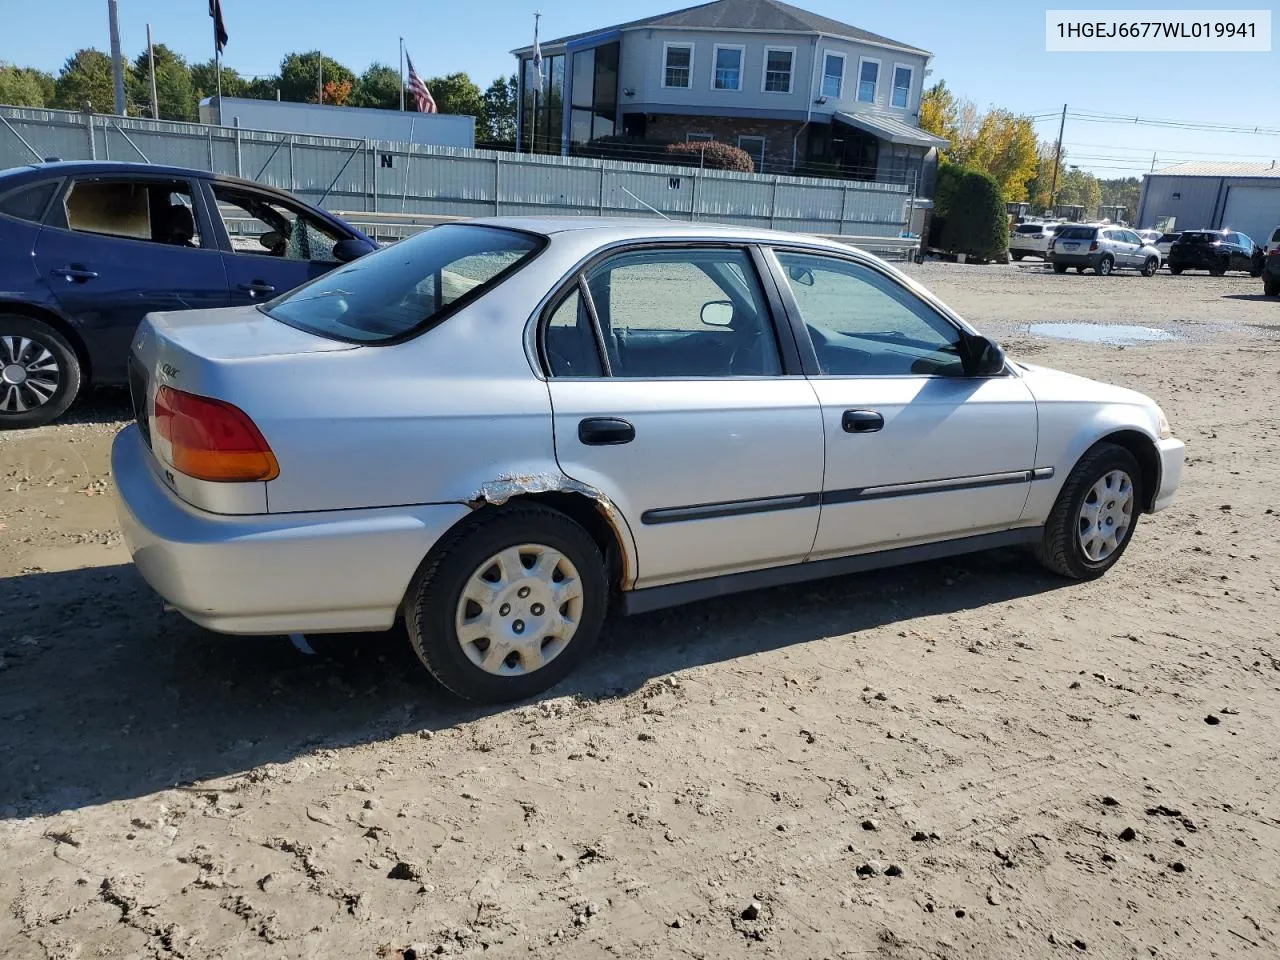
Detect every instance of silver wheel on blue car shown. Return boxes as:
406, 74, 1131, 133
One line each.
406, 504, 608, 702
0, 316, 81, 430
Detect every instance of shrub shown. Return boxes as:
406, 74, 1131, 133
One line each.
665, 140, 755, 173
934, 165, 1008, 260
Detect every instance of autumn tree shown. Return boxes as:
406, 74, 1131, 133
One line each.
322, 78, 353, 106
53, 48, 126, 112
923, 82, 1040, 202
277, 52, 355, 104
919, 80, 957, 145
352, 63, 401, 110
0, 63, 54, 107
129, 43, 196, 120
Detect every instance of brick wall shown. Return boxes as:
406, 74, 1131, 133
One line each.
643, 114, 809, 172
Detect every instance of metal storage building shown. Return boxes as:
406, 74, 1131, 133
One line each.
1137, 160, 1280, 248
197, 97, 475, 149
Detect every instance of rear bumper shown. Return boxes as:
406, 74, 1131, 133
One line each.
111, 424, 471, 635
1152, 437, 1185, 513
1050, 253, 1100, 268
1010, 243, 1048, 256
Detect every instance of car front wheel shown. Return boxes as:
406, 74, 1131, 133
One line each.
0, 315, 82, 430
1035, 442, 1141, 580
1141, 256, 1159, 277
404, 504, 608, 703
1052, 263, 1068, 274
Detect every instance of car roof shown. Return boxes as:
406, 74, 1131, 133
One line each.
464, 215, 859, 250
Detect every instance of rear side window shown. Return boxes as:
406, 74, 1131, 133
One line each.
0, 180, 58, 222
62, 179, 202, 247
265, 224, 543, 343
1014, 224, 1043, 234
1182, 232, 1220, 243
1058, 226, 1095, 240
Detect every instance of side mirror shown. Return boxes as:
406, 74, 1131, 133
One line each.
964, 334, 1006, 377
333, 237, 376, 263
787, 265, 816, 286
700, 300, 734, 326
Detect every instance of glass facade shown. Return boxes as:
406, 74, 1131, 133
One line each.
521, 53, 564, 154
568, 41, 619, 147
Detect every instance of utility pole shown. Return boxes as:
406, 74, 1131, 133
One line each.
1150, 151, 1157, 172
107, 0, 126, 116
1048, 103, 1066, 211
399, 37, 405, 112
146, 24, 159, 119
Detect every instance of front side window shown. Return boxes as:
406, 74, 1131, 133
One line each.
577, 248, 780, 378
0, 180, 58, 223
265, 224, 542, 343
821, 53, 844, 98
775, 251, 965, 377
62, 179, 202, 247
858, 59, 880, 103
212, 184, 343, 262
763, 48, 793, 93
891, 65, 912, 108
713, 45, 743, 90
663, 44, 692, 88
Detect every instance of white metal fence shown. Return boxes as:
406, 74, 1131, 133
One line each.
1, 105, 914, 243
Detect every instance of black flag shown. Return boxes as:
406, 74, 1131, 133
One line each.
209, 0, 229, 52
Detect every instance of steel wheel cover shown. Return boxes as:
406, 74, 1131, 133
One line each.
1077, 469, 1134, 562
0, 336, 60, 414
454, 543, 585, 676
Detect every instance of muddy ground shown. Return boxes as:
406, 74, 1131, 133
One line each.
2, 261, 1278, 959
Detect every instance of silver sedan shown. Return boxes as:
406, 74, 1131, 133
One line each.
112, 218, 1185, 702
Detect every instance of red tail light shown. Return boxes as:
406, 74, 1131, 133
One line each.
1089, 241, 1098, 252
154, 386, 279, 482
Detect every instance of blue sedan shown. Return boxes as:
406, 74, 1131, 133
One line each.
0, 160, 375, 428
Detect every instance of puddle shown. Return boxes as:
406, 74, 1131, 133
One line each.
1025, 322, 1180, 346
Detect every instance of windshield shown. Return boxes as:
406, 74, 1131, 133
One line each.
1058, 226, 1095, 240
264, 224, 544, 343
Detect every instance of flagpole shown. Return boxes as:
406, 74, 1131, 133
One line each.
531, 11, 541, 154
215, 47, 222, 124
399, 37, 405, 112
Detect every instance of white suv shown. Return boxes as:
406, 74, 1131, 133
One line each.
1009, 221, 1060, 260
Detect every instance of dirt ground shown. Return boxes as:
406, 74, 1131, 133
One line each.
2, 261, 1279, 960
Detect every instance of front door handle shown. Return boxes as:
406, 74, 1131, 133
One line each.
238, 280, 276, 297
53, 265, 99, 282
578, 417, 635, 446
842, 409, 884, 434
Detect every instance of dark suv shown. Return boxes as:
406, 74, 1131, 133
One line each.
1263, 248, 1280, 297
1168, 230, 1264, 276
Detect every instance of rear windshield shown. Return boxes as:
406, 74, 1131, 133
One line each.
1014, 224, 1044, 234
1057, 226, 1096, 240
264, 225, 544, 343
1180, 232, 1221, 243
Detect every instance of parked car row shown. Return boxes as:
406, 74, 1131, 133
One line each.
1049, 225, 1162, 277
0, 160, 376, 428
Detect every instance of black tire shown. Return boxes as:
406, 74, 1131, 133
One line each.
1053, 263, 1068, 274
1075, 266, 1085, 273
1265, 278, 1280, 297
1169, 264, 1183, 275
1250, 266, 1263, 278
0, 315, 82, 430
1012, 253, 1024, 261
404, 504, 609, 703
1141, 257, 1158, 277
1210, 261, 1226, 277
1096, 255, 1114, 276
1035, 442, 1143, 580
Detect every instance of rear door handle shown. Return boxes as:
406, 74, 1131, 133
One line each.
842, 409, 884, 434
53, 265, 98, 282
578, 417, 635, 446
237, 281, 276, 297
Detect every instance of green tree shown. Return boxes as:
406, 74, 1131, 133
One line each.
53, 48, 126, 113
918, 80, 957, 145
351, 62, 401, 110
479, 73, 518, 143
424, 71, 483, 117
1026, 142, 1064, 212
1057, 167, 1102, 216
191, 60, 250, 101
129, 43, 196, 120
278, 51, 355, 104
1098, 177, 1141, 221
939, 167, 1008, 260
0, 63, 54, 107
963, 110, 1039, 202
245, 76, 281, 101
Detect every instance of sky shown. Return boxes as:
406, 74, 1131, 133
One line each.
3, 0, 1278, 177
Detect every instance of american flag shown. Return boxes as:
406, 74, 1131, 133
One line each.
405, 51, 437, 113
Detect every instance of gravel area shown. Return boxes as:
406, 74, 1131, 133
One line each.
2, 261, 1279, 959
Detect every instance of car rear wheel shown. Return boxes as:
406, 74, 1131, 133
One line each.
404, 504, 608, 703
1169, 265, 1183, 275
1141, 257, 1159, 277
1053, 263, 1068, 274
1210, 261, 1226, 276
0, 315, 82, 430
1096, 255, 1114, 276
1035, 442, 1141, 580
1012, 253, 1024, 261
1264, 277, 1280, 297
